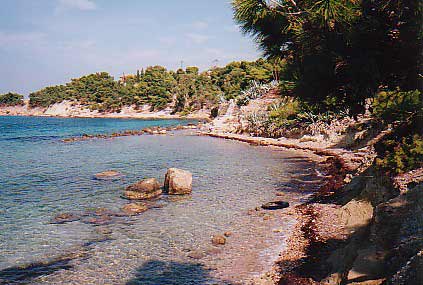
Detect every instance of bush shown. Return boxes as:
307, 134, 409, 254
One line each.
373, 89, 422, 123
0, 92, 24, 106
376, 134, 423, 174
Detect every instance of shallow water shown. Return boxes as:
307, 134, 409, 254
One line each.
0, 116, 317, 284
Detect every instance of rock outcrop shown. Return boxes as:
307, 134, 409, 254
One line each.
164, 168, 192, 195
124, 178, 162, 200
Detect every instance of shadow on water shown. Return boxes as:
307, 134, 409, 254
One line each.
126, 260, 234, 285
0, 257, 74, 285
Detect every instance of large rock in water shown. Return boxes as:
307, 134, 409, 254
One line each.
124, 178, 162, 200
164, 168, 192, 195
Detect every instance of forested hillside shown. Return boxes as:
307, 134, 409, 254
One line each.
28, 59, 281, 113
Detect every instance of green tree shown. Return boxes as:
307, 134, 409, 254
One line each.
0, 92, 24, 106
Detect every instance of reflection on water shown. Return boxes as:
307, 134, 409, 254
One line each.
0, 116, 317, 284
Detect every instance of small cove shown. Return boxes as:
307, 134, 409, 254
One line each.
0, 116, 318, 284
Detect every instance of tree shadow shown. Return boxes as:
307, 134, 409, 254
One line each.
0, 256, 74, 285
126, 260, 234, 285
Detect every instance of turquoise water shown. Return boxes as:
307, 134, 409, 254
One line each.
0, 116, 317, 284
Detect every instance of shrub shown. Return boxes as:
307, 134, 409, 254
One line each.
373, 89, 422, 123
376, 134, 423, 174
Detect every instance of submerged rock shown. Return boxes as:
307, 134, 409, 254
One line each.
261, 201, 290, 210
124, 178, 162, 200
81, 215, 113, 225
121, 203, 148, 215
211, 235, 226, 246
94, 170, 123, 180
51, 212, 80, 224
164, 168, 192, 195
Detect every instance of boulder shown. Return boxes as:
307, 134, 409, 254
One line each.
126, 178, 161, 192
122, 203, 148, 215
211, 235, 226, 246
164, 168, 192, 195
124, 178, 162, 200
94, 170, 123, 180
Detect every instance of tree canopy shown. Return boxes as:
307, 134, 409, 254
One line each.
0, 92, 24, 106
28, 59, 283, 112
232, 0, 423, 115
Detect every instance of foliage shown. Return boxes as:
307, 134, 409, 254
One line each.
372, 89, 422, 123
29, 85, 68, 108
245, 98, 301, 138
376, 134, 423, 174
232, 0, 423, 116
28, 59, 282, 112
0, 92, 24, 106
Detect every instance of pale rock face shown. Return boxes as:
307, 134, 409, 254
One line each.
164, 168, 192, 195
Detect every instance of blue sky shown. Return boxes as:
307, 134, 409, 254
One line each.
0, 0, 261, 95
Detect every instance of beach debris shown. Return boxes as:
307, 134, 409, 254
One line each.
121, 203, 148, 215
123, 178, 162, 200
94, 170, 123, 180
261, 201, 289, 210
164, 168, 192, 195
211, 235, 226, 246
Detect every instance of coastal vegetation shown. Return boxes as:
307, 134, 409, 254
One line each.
28, 59, 281, 113
228, 1, 423, 283
232, 0, 422, 174
0, 92, 24, 106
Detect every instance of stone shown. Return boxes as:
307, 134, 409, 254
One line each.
121, 203, 148, 215
164, 168, 192, 195
82, 215, 113, 225
211, 235, 226, 245
261, 201, 289, 210
124, 190, 162, 200
224, 231, 232, 237
51, 212, 80, 224
124, 178, 162, 200
94, 170, 123, 180
126, 178, 161, 193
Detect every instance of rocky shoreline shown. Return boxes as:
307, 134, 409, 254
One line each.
3, 108, 420, 284
200, 120, 422, 284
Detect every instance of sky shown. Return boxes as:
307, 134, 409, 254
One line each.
0, 0, 261, 95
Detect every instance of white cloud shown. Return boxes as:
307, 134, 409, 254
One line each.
185, 33, 211, 44
56, 0, 97, 12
